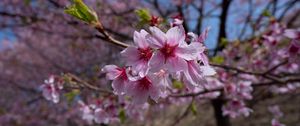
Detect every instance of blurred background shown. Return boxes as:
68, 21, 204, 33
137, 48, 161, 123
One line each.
0, 0, 299, 126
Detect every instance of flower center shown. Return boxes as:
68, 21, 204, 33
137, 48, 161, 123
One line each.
160, 44, 177, 59
138, 77, 152, 90
138, 48, 153, 61
117, 68, 128, 80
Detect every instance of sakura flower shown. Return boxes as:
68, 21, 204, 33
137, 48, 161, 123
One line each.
225, 81, 253, 100
94, 108, 110, 124
284, 29, 300, 40
121, 30, 153, 77
188, 27, 214, 67
41, 76, 60, 103
147, 25, 203, 73
271, 119, 285, 126
268, 105, 283, 118
171, 18, 183, 27
78, 101, 95, 124
188, 27, 210, 43
222, 100, 252, 118
102, 65, 129, 95
125, 103, 149, 121
183, 60, 208, 88
126, 74, 164, 104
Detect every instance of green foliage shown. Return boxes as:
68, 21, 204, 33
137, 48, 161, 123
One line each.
118, 108, 126, 124
64, 89, 80, 104
135, 9, 151, 27
211, 56, 224, 65
24, 0, 31, 5
220, 37, 228, 47
172, 80, 184, 89
190, 101, 197, 115
64, 0, 98, 24
262, 9, 272, 17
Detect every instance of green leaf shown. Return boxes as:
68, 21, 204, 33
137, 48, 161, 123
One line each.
135, 9, 151, 21
24, 0, 31, 5
262, 9, 271, 17
135, 9, 151, 27
220, 37, 228, 47
211, 56, 224, 65
190, 101, 197, 115
64, 89, 80, 103
118, 108, 126, 124
64, 0, 98, 24
172, 80, 184, 89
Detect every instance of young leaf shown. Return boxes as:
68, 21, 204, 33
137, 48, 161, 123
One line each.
64, 0, 98, 24
172, 80, 184, 89
118, 108, 126, 124
190, 101, 197, 115
211, 56, 224, 65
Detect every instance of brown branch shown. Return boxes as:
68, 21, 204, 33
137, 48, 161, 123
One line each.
170, 97, 195, 126
170, 77, 300, 98
66, 73, 113, 94
94, 22, 129, 48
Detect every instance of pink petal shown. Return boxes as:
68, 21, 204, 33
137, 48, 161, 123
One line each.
200, 66, 216, 76
199, 53, 209, 66
198, 27, 210, 43
102, 65, 121, 80
165, 56, 187, 72
166, 26, 185, 46
149, 52, 165, 72
284, 29, 299, 39
176, 42, 204, 60
112, 78, 127, 95
134, 30, 150, 48
121, 46, 140, 65
149, 26, 167, 48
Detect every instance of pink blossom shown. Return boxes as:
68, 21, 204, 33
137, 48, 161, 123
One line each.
126, 74, 164, 104
183, 61, 211, 88
284, 29, 300, 40
222, 100, 252, 118
78, 101, 95, 124
41, 76, 60, 103
188, 27, 211, 65
102, 65, 129, 95
121, 30, 153, 77
268, 105, 283, 118
224, 81, 253, 100
125, 103, 149, 121
94, 108, 110, 124
147, 25, 202, 73
271, 119, 285, 126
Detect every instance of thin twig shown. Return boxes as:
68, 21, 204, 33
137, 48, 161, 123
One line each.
66, 73, 113, 94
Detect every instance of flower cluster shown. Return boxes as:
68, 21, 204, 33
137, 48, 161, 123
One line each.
222, 80, 253, 118
102, 24, 215, 104
40, 75, 64, 103
268, 105, 285, 126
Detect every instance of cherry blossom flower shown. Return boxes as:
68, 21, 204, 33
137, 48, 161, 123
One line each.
147, 25, 202, 73
268, 105, 283, 118
182, 60, 208, 88
222, 100, 252, 118
271, 119, 285, 126
224, 81, 253, 100
126, 74, 164, 104
41, 76, 61, 103
102, 65, 129, 95
94, 108, 110, 124
121, 30, 153, 77
78, 101, 95, 124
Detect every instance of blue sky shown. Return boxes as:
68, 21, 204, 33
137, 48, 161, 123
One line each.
0, 0, 297, 49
